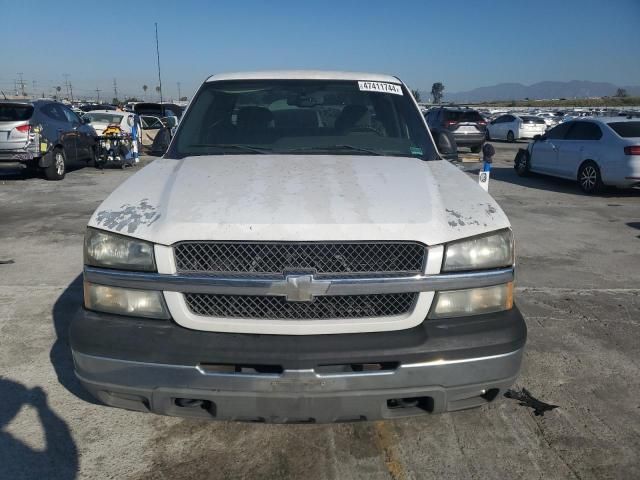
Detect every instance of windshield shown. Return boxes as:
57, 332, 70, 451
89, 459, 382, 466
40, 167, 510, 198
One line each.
168, 80, 437, 160
86, 113, 123, 124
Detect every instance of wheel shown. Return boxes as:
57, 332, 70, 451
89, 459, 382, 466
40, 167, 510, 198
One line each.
44, 148, 66, 180
507, 131, 515, 143
514, 149, 530, 177
470, 145, 481, 154
485, 129, 491, 141
578, 161, 603, 194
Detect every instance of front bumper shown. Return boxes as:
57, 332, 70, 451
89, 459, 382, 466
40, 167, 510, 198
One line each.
70, 307, 527, 422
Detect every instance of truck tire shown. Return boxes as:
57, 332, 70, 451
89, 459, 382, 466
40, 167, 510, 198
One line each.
44, 148, 66, 181
470, 145, 481, 153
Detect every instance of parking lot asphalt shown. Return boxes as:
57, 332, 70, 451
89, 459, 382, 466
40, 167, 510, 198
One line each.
1, 145, 639, 480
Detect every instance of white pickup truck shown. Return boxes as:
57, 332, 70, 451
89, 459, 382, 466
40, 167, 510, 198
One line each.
71, 71, 526, 423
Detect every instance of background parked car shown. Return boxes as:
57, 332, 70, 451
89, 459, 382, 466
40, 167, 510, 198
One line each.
0, 99, 96, 180
80, 104, 117, 112
134, 103, 183, 154
535, 112, 559, 128
138, 115, 166, 151
487, 114, 547, 142
425, 106, 486, 153
515, 118, 640, 193
83, 110, 139, 136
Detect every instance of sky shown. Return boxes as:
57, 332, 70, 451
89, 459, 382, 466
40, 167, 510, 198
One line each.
1, 0, 639, 102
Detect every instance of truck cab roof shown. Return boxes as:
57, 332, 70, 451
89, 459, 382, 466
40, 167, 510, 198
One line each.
206, 70, 401, 83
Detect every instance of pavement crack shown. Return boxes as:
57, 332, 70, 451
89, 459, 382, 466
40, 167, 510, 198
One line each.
530, 416, 583, 480
449, 416, 477, 480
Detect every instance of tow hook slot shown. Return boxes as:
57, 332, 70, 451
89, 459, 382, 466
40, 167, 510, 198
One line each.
387, 396, 434, 413
174, 397, 214, 414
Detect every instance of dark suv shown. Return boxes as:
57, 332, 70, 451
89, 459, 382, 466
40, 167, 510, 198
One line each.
0, 100, 96, 180
425, 107, 487, 153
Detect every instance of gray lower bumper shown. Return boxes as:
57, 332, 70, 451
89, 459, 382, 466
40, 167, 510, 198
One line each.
73, 348, 523, 423
0, 150, 35, 162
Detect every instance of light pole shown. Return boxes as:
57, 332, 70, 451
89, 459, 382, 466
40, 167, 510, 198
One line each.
155, 22, 163, 105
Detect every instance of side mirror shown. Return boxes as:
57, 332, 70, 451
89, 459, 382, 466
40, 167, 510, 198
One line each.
83, 117, 91, 124
434, 130, 458, 160
534, 134, 546, 141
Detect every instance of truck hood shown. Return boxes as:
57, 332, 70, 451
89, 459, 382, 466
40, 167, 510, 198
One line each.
89, 155, 510, 246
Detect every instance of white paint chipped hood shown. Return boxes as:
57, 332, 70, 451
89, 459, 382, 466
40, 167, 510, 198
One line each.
89, 155, 510, 246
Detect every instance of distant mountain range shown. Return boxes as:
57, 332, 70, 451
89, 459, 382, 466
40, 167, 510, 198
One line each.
440, 81, 640, 103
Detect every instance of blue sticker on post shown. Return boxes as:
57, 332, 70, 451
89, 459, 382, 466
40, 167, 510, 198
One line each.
358, 81, 403, 95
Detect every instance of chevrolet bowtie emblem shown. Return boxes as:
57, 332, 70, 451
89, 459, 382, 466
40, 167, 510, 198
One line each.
266, 274, 335, 302
283, 274, 316, 302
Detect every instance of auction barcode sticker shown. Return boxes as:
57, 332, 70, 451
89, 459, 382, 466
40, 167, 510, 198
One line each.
358, 81, 403, 95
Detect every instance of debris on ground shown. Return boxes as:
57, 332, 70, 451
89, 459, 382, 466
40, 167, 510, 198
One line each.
504, 388, 559, 416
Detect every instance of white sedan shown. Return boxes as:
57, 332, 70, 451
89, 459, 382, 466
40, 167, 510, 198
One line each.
83, 110, 138, 136
487, 114, 547, 142
535, 112, 558, 128
515, 118, 640, 193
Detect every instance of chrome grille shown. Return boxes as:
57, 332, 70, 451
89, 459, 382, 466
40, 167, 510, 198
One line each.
174, 242, 425, 275
184, 293, 417, 320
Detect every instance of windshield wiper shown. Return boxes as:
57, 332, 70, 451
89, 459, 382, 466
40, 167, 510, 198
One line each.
189, 144, 271, 154
279, 145, 385, 156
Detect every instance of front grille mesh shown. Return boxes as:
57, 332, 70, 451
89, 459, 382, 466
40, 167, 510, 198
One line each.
185, 293, 417, 320
174, 242, 425, 275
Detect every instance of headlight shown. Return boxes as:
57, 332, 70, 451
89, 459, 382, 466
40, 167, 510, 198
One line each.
84, 228, 155, 271
84, 282, 169, 319
429, 283, 513, 319
443, 229, 513, 272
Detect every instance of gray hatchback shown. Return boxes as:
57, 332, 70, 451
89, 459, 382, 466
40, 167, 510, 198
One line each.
0, 99, 96, 180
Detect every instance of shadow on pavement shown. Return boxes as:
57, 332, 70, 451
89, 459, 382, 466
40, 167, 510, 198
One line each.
0, 164, 93, 182
0, 165, 31, 181
628, 222, 640, 239
486, 165, 640, 197
0, 378, 79, 480
50, 275, 98, 404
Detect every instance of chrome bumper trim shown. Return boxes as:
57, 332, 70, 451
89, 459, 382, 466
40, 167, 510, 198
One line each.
73, 348, 523, 389
84, 266, 514, 297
